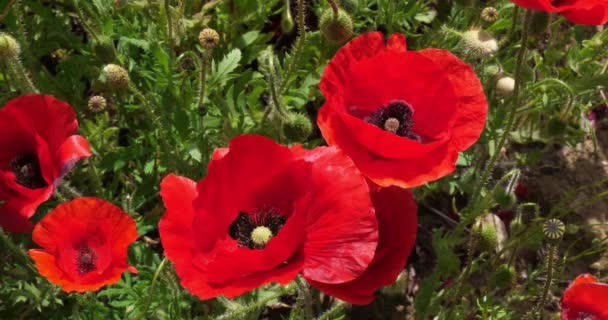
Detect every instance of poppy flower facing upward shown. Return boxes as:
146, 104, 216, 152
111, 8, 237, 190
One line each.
561, 274, 608, 320
160, 135, 384, 302
28, 198, 138, 292
318, 32, 487, 188
0, 94, 91, 232
510, 0, 608, 26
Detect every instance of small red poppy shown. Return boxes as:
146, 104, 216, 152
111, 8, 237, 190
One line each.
28, 197, 138, 292
302, 183, 417, 304
317, 32, 487, 189
511, 0, 608, 26
561, 274, 608, 319
0, 94, 91, 232
159, 135, 379, 300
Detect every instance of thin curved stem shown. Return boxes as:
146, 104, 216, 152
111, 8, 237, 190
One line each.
278, 0, 306, 95
138, 258, 168, 320
327, 0, 339, 15
468, 9, 532, 221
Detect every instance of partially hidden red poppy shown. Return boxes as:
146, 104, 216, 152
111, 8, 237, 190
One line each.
159, 135, 380, 301
318, 32, 487, 189
561, 274, 608, 320
511, 0, 608, 26
28, 197, 138, 292
301, 182, 418, 304
0, 94, 91, 232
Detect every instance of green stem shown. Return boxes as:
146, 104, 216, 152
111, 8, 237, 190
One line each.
217, 286, 293, 320
138, 258, 168, 320
73, 0, 101, 42
536, 244, 557, 319
6, 56, 38, 93
195, 52, 210, 113
278, 0, 306, 95
164, 0, 174, 48
468, 9, 532, 220
266, 53, 289, 119
327, 0, 339, 15
0, 228, 37, 274
130, 85, 172, 159
296, 277, 313, 320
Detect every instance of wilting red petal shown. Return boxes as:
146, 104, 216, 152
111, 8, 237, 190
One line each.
308, 186, 417, 304
561, 274, 608, 320
29, 197, 137, 292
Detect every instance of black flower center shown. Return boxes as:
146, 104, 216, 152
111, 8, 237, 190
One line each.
76, 245, 97, 275
228, 208, 287, 250
365, 100, 420, 141
9, 153, 47, 189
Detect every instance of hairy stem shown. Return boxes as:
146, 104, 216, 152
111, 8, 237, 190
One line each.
6, 56, 38, 93
296, 277, 313, 320
278, 0, 307, 95
327, 0, 339, 15
469, 9, 532, 219
73, 0, 101, 42
138, 258, 168, 320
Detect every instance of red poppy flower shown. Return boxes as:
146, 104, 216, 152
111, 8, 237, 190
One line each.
317, 32, 487, 188
28, 197, 138, 292
159, 135, 379, 300
0, 94, 91, 232
511, 0, 608, 26
561, 274, 608, 320
302, 184, 417, 304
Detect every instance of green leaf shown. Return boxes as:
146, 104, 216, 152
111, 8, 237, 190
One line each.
209, 49, 242, 87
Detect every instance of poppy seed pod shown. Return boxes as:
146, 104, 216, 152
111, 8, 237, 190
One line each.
283, 113, 313, 142
543, 219, 565, 241
481, 7, 499, 23
496, 76, 515, 96
103, 64, 130, 90
319, 8, 354, 44
88, 95, 107, 113
0, 33, 20, 60
461, 29, 498, 58
198, 28, 220, 50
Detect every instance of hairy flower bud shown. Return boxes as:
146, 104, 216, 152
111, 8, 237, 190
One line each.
198, 28, 220, 50
0, 33, 20, 60
103, 64, 130, 90
283, 113, 313, 142
319, 8, 354, 44
461, 29, 498, 58
494, 264, 516, 289
88, 95, 107, 113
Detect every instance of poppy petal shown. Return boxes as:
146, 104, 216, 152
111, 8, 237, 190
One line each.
308, 186, 417, 304
293, 146, 378, 284
561, 274, 608, 319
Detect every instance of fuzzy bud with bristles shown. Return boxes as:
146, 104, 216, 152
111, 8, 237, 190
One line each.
319, 8, 354, 44
496, 76, 515, 96
484, 65, 502, 78
481, 7, 499, 23
283, 113, 313, 142
461, 29, 498, 58
543, 219, 565, 241
494, 264, 516, 289
474, 213, 508, 254
198, 28, 220, 50
103, 64, 130, 90
509, 214, 525, 236
494, 189, 517, 209
88, 95, 107, 113
0, 33, 20, 60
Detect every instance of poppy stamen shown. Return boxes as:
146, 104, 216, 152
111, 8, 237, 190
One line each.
77, 245, 97, 275
366, 100, 420, 141
9, 153, 47, 189
229, 209, 286, 250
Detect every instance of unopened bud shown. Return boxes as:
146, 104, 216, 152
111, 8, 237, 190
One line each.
494, 264, 516, 288
319, 8, 354, 44
461, 29, 498, 58
103, 64, 130, 90
0, 33, 20, 60
283, 113, 313, 142
496, 76, 515, 96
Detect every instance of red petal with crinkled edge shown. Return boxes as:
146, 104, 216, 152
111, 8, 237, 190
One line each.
292, 146, 378, 284
29, 198, 137, 293
510, 0, 608, 25
308, 186, 417, 304
561, 274, 608, 320
418, 49, 487, 152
